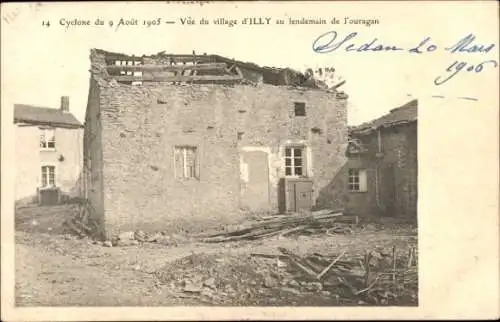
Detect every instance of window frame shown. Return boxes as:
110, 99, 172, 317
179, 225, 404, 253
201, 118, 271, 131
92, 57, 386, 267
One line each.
348, 168, 367, 192
40, 165, 56, 188
39, 127, 56, 151
284, 145, 307, 177
174, 145, 199, 180
294, 102, 306, 117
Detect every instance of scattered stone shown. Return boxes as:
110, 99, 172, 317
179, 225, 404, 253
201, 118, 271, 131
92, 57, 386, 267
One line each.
201, 288, 214, 297
111, 237, 119, 246
146, 232, 162, 242
116, 239, 137, 247
281, 287, 300, 295
319, 290, 331, 296
118, 231, 135, 241
103, 241, 113, 247
183, 282, 202, 293
263, 276, 278, 288
224, 284, 235, 293
288, 279, 300, 288
276, 259, 287, 268
305, 281, 323, 292
134, 230, 146, 242
203, 277, 216, 289
156, 236, 171, 245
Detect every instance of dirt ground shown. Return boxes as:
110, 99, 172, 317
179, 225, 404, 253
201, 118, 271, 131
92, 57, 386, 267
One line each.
14, 205, 418, 306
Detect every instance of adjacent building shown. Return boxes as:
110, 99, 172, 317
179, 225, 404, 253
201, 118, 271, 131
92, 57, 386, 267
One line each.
344, 99, 418, 218
14, 97, 84, 206
83, 49, 349, 238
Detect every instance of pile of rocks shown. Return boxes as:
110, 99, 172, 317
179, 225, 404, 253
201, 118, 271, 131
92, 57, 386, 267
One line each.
98, 230, 188, 247
153, 246, 418, 306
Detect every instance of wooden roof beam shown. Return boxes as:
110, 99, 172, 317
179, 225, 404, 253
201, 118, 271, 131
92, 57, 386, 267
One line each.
111, 74, 243, 82
106, 63, 227, 72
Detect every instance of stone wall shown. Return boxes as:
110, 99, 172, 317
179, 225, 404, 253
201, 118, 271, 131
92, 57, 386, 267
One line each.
88, 80, 347, 237
338, 123, 418, 217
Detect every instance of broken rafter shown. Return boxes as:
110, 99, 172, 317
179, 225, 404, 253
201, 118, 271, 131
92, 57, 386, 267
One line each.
154, 54, 214, 63
112, 74, 243, 82
106, 63, 227, 72
331, 80, 346, 90
317, 250, 346, 279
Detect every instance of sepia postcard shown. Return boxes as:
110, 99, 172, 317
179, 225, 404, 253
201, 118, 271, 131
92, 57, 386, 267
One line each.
1, 1, 499, 320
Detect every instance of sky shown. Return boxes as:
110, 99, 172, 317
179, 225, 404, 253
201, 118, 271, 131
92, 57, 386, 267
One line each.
1, 1, 498, 126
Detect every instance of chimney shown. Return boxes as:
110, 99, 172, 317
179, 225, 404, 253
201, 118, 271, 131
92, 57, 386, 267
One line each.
60, 96, 69, 113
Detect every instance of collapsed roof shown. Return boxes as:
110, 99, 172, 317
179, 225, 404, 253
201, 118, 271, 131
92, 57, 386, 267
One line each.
91, 48, 342, 90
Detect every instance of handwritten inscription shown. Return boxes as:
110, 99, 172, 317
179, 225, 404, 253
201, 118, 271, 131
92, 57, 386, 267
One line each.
312, 31, 498, 86
434, 60, 498, 86
312, 31, 403, 53
2, 3, 42, 24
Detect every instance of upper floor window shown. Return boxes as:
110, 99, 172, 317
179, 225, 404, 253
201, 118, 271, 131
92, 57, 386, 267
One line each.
285, 146, 306, 177
40, 128, 55, 149
174, 146, 199, 179
294, 102, 306, 117
41, 165, 56, 188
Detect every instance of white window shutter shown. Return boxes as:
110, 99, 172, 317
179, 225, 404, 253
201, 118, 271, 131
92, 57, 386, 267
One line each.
359, 169, 368, 192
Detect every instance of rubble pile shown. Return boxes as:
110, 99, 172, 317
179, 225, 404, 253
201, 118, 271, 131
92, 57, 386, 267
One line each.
154, 245, 418, 306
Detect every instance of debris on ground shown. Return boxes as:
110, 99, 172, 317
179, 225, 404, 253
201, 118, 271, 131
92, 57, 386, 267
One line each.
198, 209, 359, 243
16, 203, 418, 306
154, 244, 418, 306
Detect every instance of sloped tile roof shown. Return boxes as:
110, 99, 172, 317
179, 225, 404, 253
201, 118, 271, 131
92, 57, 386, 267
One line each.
14, 104, 83, 128
350, 99, 417, 135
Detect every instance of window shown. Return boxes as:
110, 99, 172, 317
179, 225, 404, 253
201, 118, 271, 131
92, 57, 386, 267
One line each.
40, 128, 55, 149
348, 168, 367, 192
41, 165, 56, 188
174, 146, 198, 179
285, 146, 306, 177
294, 102, 306, 116
347, 137, 367, 154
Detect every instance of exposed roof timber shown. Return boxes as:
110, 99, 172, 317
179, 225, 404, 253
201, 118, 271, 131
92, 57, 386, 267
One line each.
112, 74, 243, 82
331, 80, 346, 90
106, 63, 228, 72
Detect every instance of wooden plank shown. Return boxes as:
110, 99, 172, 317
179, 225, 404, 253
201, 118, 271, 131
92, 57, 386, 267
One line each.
317, 250, 347, 279
156, 54, 214, 63
107, 63, 227, 72
112, 74, 243, 82
104, 53, 214, 63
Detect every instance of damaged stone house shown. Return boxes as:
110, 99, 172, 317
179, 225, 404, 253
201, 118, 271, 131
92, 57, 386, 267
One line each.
83, 49, 349, 238
14, 97, 83, 206
328, 99, 418, 218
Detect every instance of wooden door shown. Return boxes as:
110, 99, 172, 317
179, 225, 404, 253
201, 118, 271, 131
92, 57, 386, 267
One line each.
381, 165, 396, 216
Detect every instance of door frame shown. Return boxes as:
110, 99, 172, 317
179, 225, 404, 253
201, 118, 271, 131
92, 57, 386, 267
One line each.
239, 146, 271, 211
